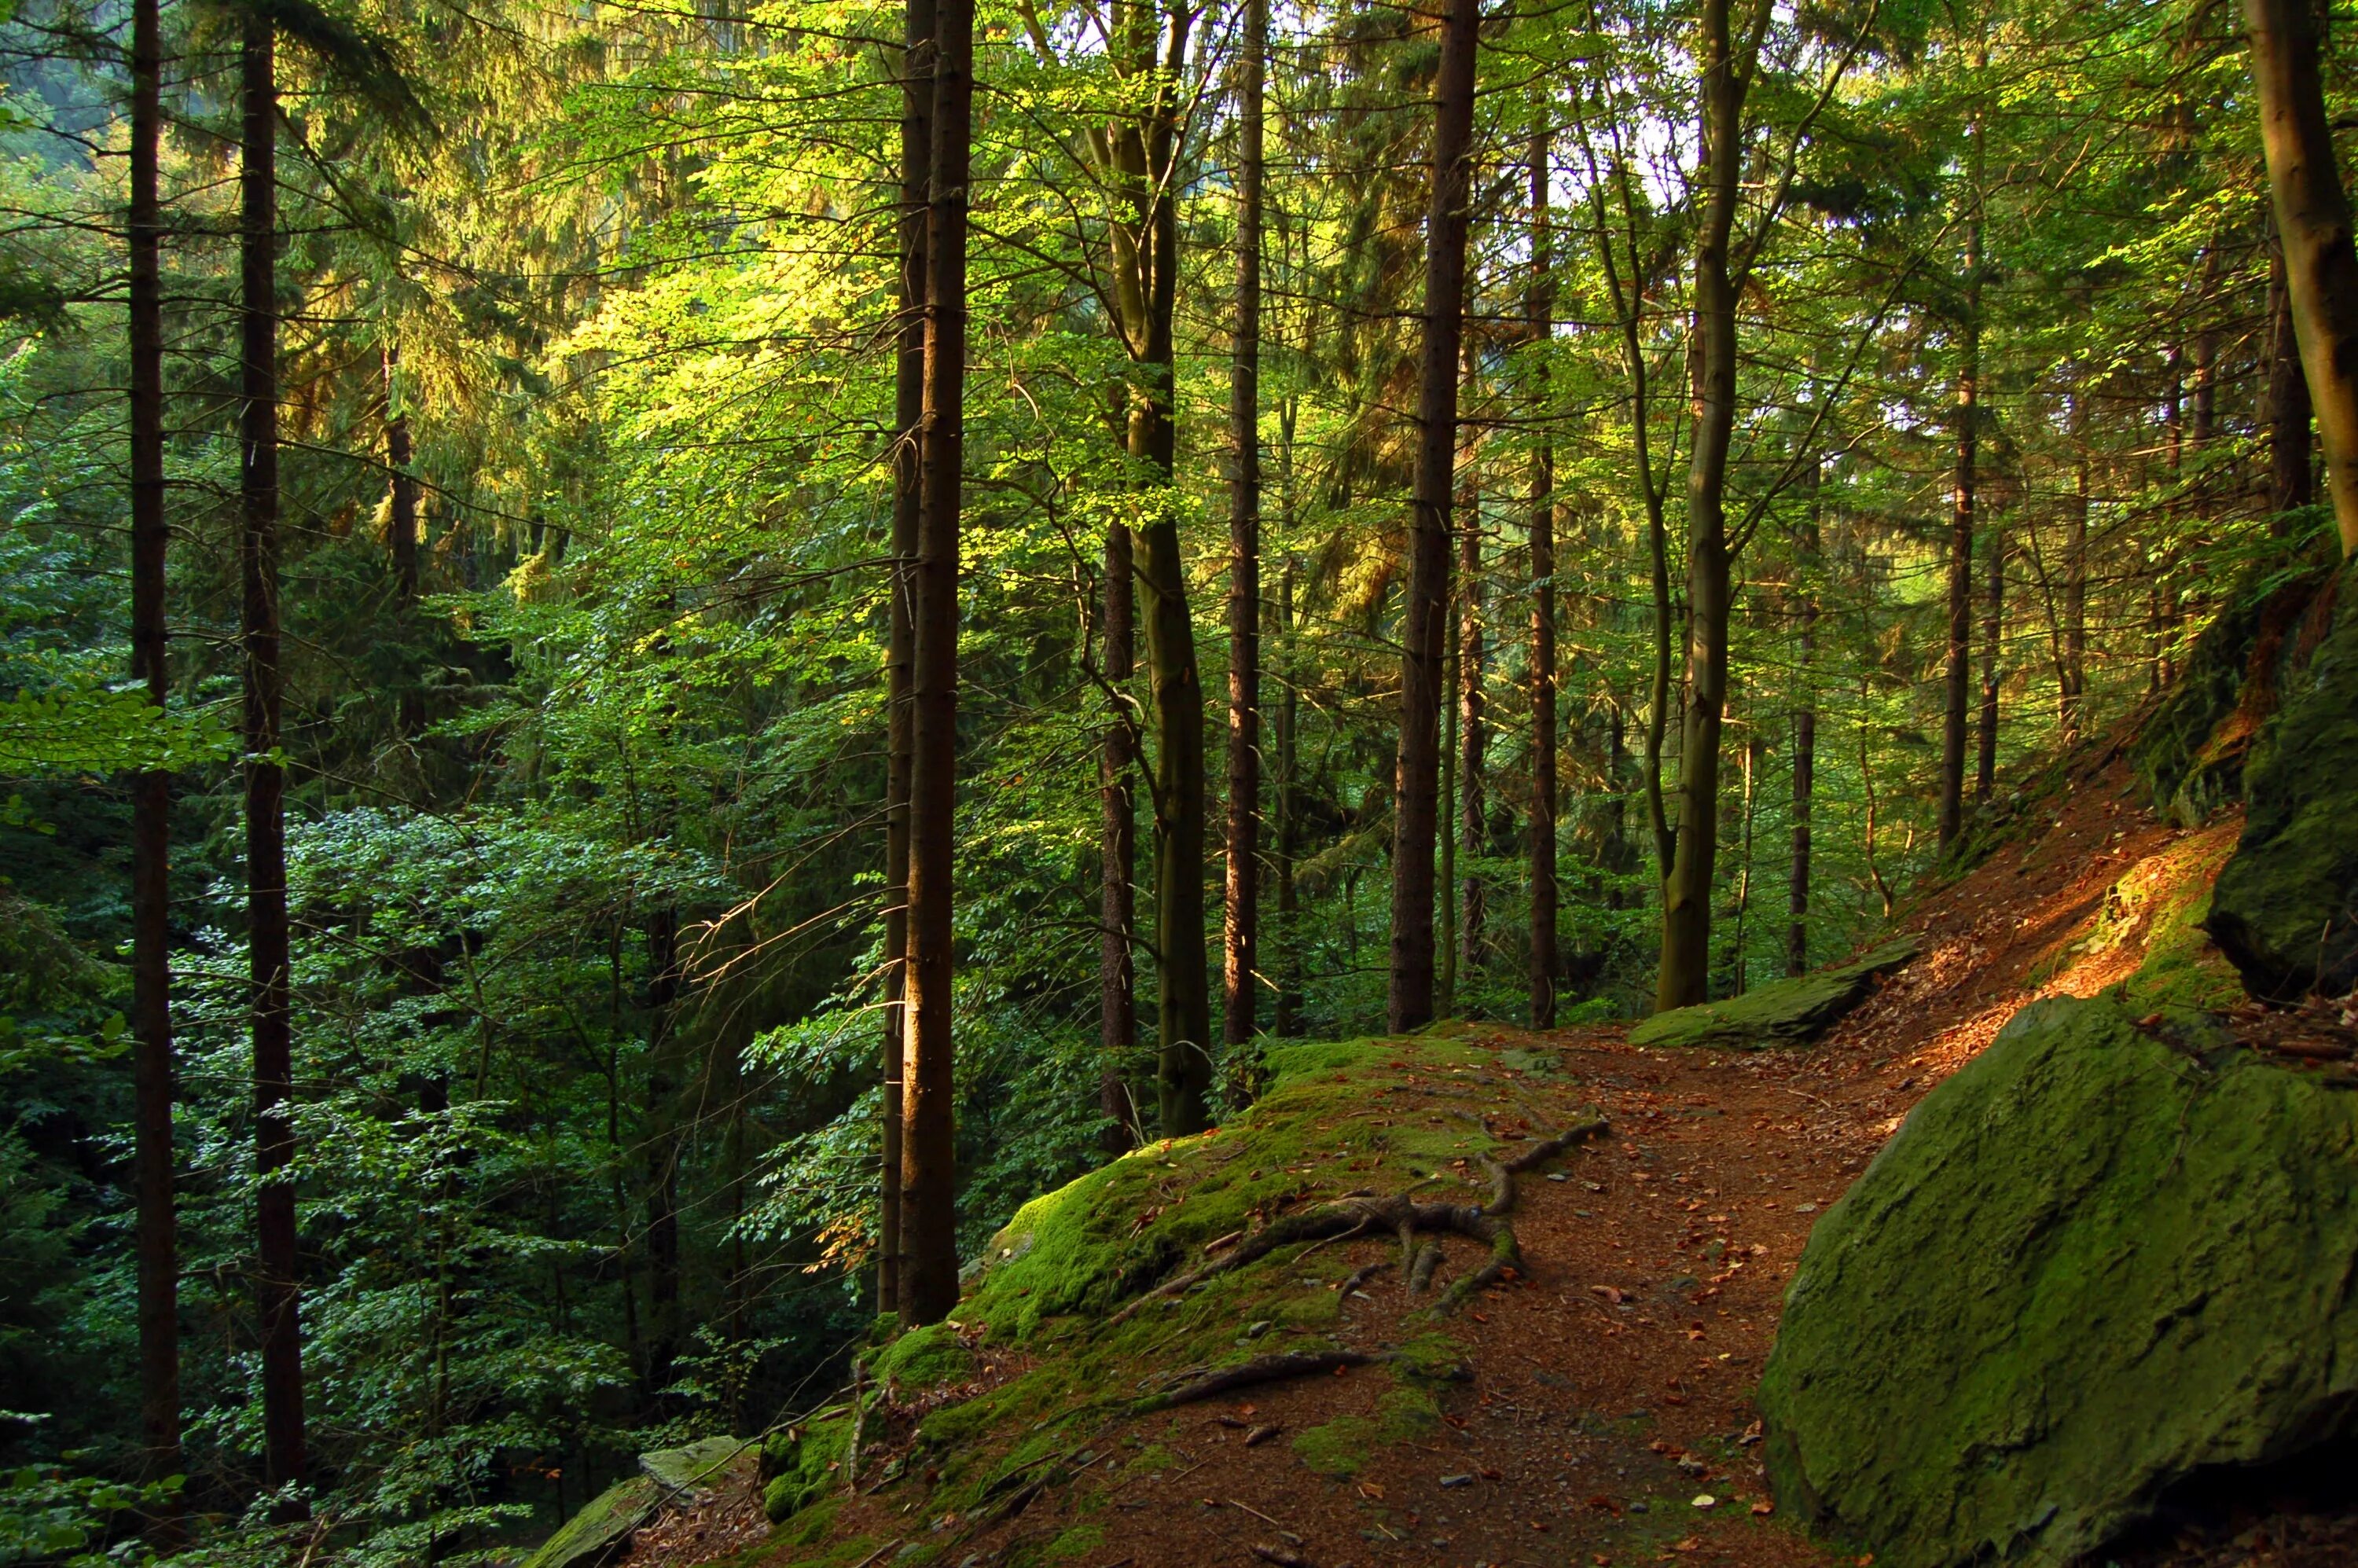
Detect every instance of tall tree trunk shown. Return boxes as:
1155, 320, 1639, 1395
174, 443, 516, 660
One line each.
900, 0, 969, 1326
1438, 591, 1458, 1019
1730, 734, 1760, 994
1976, 513, 2002, 801
1100, 526, 1138, 1150
128, 0, 178, 1494
643, 911, 681, 1397
241, 13, 303, 1504
2268, 236, 2316, 520
1655, 0, 1754, 1013
1121, 3, 1210, 1135
1273, 553, 1301, 1037
1525, 119, 1557, 1030
2246, 0, 2358, 555
2062, 397, 2089, 747
384, 349, 417, 604
1787, 469, 1818, 979
880, 0, 936, 1312
1222, 0, 1265, 1051
1387, 0, 1480, 1033
1938, 173, 1980, 850
1456, 452, 1486, 993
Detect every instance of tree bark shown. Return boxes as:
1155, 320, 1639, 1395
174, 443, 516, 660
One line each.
2245, 0, 2358, 555
1525, 119, 1557, 1030
1387, 0, 1481, 1034
1222, 0, 1265, 1051
901, 0, 969, 1327
1976, 509, 2002, 802
2062, 395, 2089, 747
643, 911, 683, 1396
1456, 446, 1486, 993
241, 12, 304, 1504
880, 0, 935, 1316
2268, 235, 2316, 520
384, 349, 417, 604
1787, 469, 1818, 979
1273, 553, 1301, 1037
128, 0, 178, 1493
1938, 173, 1979, 850
1100, 523, 1138, 1150
1655, 0, 1754, 1013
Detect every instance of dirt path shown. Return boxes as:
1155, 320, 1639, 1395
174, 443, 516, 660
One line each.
652, 755, 2238, 1568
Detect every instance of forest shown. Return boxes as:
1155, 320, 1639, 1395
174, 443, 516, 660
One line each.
6, 0, 2358, 1556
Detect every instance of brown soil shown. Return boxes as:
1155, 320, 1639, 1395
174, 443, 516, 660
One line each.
629, 751, 2326, 1568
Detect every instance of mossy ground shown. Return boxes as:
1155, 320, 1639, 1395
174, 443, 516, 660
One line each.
756, 1029, 1576, 1563
1629, 937, 1919, 1050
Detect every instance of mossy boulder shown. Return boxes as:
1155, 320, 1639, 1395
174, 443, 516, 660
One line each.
1628, 936, 1919, 1050
1758, 993, 2358, 1568
640, 1434, 746, 1503
762, 1413, 853, 1522
517, 1475, 659, 1568
2209, 567, 2358, 998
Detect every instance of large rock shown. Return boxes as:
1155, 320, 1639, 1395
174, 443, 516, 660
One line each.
1758, 995, 2358, 1568
1628, 936, 1918, 1050
517, 1476, 659, 1568
2208, 566, 2358, 997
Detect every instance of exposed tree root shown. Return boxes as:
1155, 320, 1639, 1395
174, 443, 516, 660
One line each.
1106, 1113, 1609, 1326
1137, 1350, 1378, 1409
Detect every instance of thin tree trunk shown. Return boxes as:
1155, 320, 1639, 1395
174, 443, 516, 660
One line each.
1125, 4, 1210, 1135
1938, 167, 1980, 850
241, 12, 303, 1504
1456, 447, 1486, 993
1730, 735, 1759, 994
900, 0, 970, 1326
1976, 512, 2002, 802
1387, 0, 1480, 1033
1222, 0, 1265, 1051
643, 911, 681, 1397
2062, 397, 2089, 746
1526, 117, 1556, 1029
1100, 526, 1137, 1148
2246, 0, 2358, 555
1273, 553, 1301, 1037
2268, 236, 2316, 520
1438, 590, 1457, 1020
1655, 0, 1754, 1013
128, 0, 178, 1495
1787, 471, 1818, 979
880, 0, 935, 1311
384, 350, 417, 604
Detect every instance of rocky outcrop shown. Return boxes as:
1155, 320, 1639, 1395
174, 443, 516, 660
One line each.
1627, 936, 1919, 1050
2208, 566, 2358, 998
1758, 994, 2358, 1568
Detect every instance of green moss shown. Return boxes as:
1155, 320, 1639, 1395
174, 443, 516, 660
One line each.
2211, 564, 2358, 997
1290, 1387, 1442, 1478
518, 1475, 659, 1568
1630, 937, 1919, 1050
761, 1415, 851, 1523
1761, 994, 2358, 1567
1122, 1444, 1177, 1478
777, 1497, 839, 1548
1041, 1523, 1104, 1562
2113, 825, 2244, 1013
871, 1320, 975, 1390
963, 1036, 1497, 1343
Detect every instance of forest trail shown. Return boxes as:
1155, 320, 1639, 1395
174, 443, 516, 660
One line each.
637, 751, 2249, 1568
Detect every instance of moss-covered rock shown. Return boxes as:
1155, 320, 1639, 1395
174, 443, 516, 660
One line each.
1758, 994, 2358, 1567
517, 1475, 659, 1568
762, 1414, 853, 1522
640, 1434, 747, 1502
2209, 567, 2358, 998
1628, 937, 1919, 1050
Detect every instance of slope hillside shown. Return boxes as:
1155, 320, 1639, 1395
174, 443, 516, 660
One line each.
582, 744, 2305, 1568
